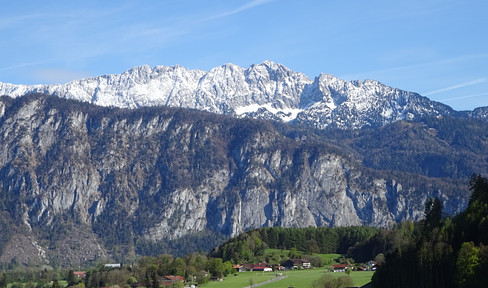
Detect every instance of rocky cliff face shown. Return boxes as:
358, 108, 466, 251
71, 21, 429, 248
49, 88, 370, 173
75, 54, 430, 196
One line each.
0, 61, 482, 129
0, 94, 469, 267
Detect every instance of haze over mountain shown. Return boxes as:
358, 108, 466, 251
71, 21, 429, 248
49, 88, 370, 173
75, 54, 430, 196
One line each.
0, 62, 487, 267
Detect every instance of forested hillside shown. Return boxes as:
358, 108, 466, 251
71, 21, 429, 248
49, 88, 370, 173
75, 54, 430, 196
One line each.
210, 226, 379, 263
367, 174, 488, 288
316, 116, 488, 179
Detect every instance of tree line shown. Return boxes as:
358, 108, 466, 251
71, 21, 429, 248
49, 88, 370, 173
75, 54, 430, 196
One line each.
210, 225, 380, 263
366, 174, 488, 288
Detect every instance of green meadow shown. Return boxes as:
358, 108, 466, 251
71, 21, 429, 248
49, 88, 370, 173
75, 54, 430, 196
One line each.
201, 269, 374, 288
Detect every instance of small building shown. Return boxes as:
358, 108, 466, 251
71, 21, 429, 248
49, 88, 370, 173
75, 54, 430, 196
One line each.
233, 264, 246, 272
104, 263, 121, 268
73, 271, 87, 278
164, 276, 185, 282
161, 275, 185, 286
242, 263, 271, 271
252, 267, 273, 272
273, 265, 286, 271
283, 259, 311, 269
332, 264, 347, 272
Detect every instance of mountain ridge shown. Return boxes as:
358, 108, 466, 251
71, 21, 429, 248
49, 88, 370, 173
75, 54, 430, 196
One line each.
1, 61, 484, 129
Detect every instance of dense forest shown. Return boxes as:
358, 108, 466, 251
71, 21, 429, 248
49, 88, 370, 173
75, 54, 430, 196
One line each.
367, 174, 488, 288
210, 226, 379, 263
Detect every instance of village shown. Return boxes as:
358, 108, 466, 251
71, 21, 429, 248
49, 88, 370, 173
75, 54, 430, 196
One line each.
65, 258, 378, 288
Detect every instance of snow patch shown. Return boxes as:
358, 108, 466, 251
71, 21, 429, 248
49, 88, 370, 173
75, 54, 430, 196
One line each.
235, 103, 303, 122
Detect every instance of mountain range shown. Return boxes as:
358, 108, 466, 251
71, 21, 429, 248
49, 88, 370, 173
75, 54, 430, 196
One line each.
0, 62, 487, 268
2, 61, 487, 129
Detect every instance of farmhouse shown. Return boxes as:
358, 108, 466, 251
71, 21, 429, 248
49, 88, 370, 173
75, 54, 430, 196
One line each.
332, 264, 347, 272
242, 263, 272, 271
160, 275, 185, 286
252, 267, 273, 272
73, 271, 86, 278
233, 264, 246, 272
282, 259, 311, 269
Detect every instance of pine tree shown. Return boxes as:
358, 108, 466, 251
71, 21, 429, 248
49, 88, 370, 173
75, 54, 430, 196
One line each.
67, 270, 77, 287
51, 280, 60, 288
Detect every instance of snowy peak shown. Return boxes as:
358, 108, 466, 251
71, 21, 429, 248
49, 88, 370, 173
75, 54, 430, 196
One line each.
0, 61, 481, 129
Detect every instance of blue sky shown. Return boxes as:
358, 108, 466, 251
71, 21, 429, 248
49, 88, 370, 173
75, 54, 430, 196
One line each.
1, 0, 487, 111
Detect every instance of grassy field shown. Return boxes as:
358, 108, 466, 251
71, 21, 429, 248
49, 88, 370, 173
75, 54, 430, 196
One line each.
316, 253, 343, 265
201, 269, 374, 288
7, 280, 68, 288
263, 249, 343, 265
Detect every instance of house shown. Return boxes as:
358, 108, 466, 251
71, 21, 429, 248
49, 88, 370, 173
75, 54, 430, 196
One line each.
252, 267, 273, 272
160, 275, 185, 286
242, 263, 271, 271
282, 259, 311, 269
242, 264, 255, 271
233, 264, 246, 272
73, 271, 87, 278
273, 265, 286, 271
164, 276, 185, 282
332, 264, 347, 272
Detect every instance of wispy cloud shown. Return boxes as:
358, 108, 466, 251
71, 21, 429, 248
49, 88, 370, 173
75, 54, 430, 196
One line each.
206, 0, 275, 20
0, 61, 51, 72
117, 0, 276, 53
423, 78, 487, 96
343, 53, 488, 81
442, 92, 488, 102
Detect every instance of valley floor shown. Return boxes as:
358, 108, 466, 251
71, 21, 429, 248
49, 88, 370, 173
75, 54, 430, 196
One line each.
201, 269, 374, 288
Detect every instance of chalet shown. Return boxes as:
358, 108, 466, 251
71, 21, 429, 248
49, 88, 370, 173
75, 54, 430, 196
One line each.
233, 264, 246, 272
252, 267, 273, 272
283, 259, 311, 269
73, 271, 86, 278
273, 265, 286, 271
332, 264, 347, 272
242, 263, 255, 271
242, 263, 271, 271
164, 276, 185, 282
369, 261, 379, 271
160, 275, 185, 286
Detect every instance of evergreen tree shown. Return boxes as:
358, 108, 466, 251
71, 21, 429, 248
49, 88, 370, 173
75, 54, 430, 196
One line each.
51, 280, 60, 288
423, 197, 443, 230
67, 270, 77, 287
0, 273, 7, 288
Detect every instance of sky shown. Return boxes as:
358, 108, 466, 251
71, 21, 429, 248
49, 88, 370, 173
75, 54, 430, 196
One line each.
1, 0, 487, 111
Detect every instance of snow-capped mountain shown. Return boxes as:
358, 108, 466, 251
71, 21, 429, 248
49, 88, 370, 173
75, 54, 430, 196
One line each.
0, 61, 481, 129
